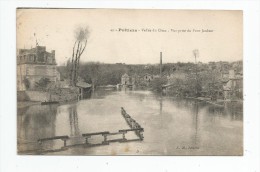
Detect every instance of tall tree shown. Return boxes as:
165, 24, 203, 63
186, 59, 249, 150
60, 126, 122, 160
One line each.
70, 26, 89, 86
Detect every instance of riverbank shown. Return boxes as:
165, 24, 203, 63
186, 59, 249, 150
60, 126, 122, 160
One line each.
17, 89, 80, 102
17, 98, 80, 109
186, 96, 243, 107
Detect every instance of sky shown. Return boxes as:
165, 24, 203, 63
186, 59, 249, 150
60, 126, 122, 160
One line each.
17, 9, 243, 65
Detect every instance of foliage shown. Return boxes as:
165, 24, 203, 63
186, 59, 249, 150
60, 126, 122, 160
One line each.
79, 62, 127, 86
58, 60, 242, 99
150, 77, 168, 92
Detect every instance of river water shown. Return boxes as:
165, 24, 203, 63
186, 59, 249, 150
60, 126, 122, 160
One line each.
17, 89, 243, 155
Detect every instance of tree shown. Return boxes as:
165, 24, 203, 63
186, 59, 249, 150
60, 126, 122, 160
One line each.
150, 77, 168, 92
70, 26, 90, 86
88, 63, 100, 90
79, 62, 101, 90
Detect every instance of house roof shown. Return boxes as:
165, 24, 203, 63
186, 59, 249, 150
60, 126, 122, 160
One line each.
122, 73, 129, 78
76, 81, 92, 88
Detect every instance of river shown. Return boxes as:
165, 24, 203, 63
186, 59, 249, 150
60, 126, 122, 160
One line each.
17, 88, 243, 155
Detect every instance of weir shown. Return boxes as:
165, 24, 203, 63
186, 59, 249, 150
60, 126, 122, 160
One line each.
21, 107, 144, 154
121, 107, 144, 140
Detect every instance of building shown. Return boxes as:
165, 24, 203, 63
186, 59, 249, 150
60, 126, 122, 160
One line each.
121, 73, 131, 85
17, 46, 60, 91
222, 69, 243, 100
143, 73, 154, 83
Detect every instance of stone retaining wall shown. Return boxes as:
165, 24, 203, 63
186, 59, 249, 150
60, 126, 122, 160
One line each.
17, 88, 79, 102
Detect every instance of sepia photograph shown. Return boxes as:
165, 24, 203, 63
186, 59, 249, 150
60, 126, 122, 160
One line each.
16, 9, 243, 155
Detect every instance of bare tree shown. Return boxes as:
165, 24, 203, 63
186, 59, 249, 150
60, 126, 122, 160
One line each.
193, 49, 199, 64
70, 26, 90, 86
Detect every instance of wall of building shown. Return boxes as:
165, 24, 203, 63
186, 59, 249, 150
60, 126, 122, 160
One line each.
222, 69, 243, 100
121, 75, 130, 85
17, 64, 60, 91
17, 46, 56, 65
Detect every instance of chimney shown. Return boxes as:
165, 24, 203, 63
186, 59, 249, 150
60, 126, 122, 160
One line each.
160, 52, 162, 77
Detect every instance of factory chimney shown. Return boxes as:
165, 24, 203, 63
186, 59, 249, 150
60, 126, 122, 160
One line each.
160, 52, 162, 77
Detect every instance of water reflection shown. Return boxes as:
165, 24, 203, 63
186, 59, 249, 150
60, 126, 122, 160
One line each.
17, 104, 58, 152
206, 102, 243, 121
17, 89, 243, 155
159, 96, 163, 115
68, 105, 80, 136
192, 101, 200, 146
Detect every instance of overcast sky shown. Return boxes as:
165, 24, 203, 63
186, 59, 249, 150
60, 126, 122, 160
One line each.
17, 9, 242, 65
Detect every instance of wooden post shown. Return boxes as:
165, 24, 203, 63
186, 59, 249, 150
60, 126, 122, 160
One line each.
103, 134, 108, 144
131, 120, 134, 128
139, 132, 144, 140
63, 139, 67, 147
85, 136, 90, 144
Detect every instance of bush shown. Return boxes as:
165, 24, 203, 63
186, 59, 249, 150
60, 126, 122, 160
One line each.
150, 77, 168, 92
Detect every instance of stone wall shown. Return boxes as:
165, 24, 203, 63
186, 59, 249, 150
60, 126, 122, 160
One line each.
17, 88, 79, 102
48, 87, 79, 102
17, 64, 60, 91
19, 91, 50, 102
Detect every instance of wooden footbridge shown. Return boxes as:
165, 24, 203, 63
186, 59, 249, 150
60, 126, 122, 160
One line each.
22, 107, 144, 154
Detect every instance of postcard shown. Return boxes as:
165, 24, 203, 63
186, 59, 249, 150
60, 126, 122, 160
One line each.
17, 9, 243, 155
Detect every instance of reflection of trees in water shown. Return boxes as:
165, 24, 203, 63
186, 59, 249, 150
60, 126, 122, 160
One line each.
207, 105, 224, 123
224, 102, 243, 121
83, 90, 92, 99
168, 98, 206, 112
69, 105, 80, 136
206, 102, 243, 121
160, 97, 163, 115
17, 105, 58, 151
192, 101, 200, 146
159, 96, 163, 128
90, 88, 110, 99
